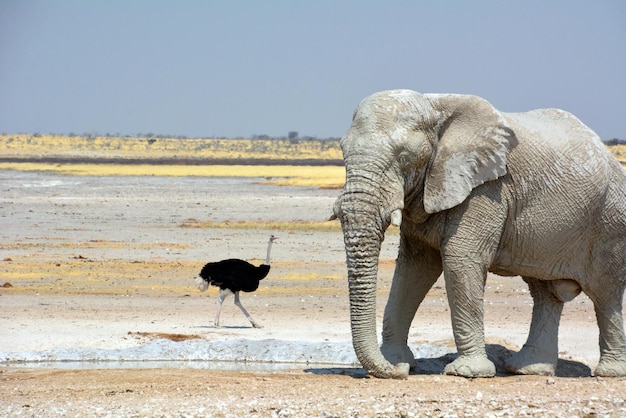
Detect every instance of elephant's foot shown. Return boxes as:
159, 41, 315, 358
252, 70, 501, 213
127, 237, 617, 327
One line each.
444, 355, 496, 378
381, 343, 415, 369
506, 344, 557, 376
367, 362, 411, 380
594, 356, 626, 377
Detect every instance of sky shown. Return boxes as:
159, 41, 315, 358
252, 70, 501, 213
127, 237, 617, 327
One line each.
1, 1, 624, 140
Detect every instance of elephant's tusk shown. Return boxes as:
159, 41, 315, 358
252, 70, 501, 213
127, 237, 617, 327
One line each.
390, 209, 402, 227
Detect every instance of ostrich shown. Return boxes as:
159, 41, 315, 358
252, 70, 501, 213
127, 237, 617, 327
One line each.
194, 234, 278, 328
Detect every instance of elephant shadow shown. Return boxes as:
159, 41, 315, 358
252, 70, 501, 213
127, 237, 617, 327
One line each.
304, 344, 592, 378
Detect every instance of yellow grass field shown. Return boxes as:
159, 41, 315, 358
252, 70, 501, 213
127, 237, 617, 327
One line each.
0, 134, 347, 187
610, 144, 626, 166
0, 134, 342, 161
179, 218, 346, 232
0, 162, 345, 188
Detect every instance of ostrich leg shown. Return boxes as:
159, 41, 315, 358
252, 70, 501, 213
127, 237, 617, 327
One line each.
214, 288, 232, 327
234, 291, 262, 328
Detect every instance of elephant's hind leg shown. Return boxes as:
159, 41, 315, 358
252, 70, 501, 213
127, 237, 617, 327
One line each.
506, 278, 576, 376
587, 286, 626, 377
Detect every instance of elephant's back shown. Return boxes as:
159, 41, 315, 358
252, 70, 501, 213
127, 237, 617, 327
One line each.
504, 108, 604, 151
503, 109, 613, 182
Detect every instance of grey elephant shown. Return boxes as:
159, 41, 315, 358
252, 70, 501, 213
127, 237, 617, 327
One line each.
332, 89, 626, 379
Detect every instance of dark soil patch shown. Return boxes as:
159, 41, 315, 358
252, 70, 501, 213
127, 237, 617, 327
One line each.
127, 332, 203, 342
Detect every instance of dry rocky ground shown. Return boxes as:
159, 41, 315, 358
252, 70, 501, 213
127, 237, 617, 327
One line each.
1, 169, 625, 417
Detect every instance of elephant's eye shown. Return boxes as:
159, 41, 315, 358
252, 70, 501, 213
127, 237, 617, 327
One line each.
396, 137, 431, 172
398, 150, 420, 172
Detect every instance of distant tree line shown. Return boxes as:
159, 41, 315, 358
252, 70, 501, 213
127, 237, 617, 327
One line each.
11, 131, 342, 142
603, 138, 626, 146
250, 131, 341, 141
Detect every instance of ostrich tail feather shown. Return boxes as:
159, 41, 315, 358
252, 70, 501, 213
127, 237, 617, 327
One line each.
195, 276, 209, 292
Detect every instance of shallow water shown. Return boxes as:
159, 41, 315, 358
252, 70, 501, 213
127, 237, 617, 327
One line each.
0, 338, 452, 374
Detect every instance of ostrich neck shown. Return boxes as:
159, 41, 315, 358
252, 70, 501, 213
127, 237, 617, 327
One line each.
265, 240, 273, 265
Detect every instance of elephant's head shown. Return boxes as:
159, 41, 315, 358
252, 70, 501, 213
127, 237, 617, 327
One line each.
332, 89, 517, 378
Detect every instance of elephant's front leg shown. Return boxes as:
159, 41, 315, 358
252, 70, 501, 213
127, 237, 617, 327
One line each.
439, 198, 506, 378
381, 239, 442, 368
442, 259, 496, 378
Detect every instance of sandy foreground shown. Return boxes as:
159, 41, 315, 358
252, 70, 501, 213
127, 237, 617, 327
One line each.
1, 169, 625, 417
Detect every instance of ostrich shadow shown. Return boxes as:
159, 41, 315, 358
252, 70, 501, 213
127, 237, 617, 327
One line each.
304, 344, 592, 378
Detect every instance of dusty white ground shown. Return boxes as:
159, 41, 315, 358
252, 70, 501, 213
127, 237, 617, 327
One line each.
1, 169, 625, 416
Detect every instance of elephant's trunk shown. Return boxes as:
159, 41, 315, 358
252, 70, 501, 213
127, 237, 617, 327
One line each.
340, 196, 409, 379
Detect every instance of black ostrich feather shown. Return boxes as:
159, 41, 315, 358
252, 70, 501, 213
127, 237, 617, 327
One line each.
199, 259, 270, 293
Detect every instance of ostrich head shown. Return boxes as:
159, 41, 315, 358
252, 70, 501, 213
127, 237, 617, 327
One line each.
265, 234, 278, 265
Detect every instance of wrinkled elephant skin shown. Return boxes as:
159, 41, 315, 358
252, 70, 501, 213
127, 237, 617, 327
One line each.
333, 90, 626, 379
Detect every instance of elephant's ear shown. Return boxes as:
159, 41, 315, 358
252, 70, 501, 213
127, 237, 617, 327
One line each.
422, 94, 518, 214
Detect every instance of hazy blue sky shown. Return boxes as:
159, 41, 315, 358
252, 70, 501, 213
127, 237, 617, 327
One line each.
1, 1, 624, 139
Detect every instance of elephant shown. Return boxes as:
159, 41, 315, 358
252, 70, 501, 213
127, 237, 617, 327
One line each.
331, 89, 626, 379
